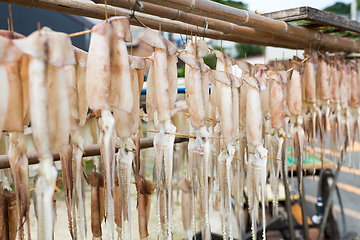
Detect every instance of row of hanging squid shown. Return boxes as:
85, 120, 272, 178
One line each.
0, 15, 358, 240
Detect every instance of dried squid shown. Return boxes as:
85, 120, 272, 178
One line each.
113, 55, 145, 239
302, 50, 317, 172
13, 27, 75, 239
316, 53, 331, 166
348, 62, 359, 168
211, 68, 242, 240
141, 27, 177, 239
64, 46, 88, 239
267, 71, 287, 216
329, 57, 341, 164
86, 16, 132, 239
242, 76, 267, 240
287, 59, 305, 195
339, 62, 351, 163
179, 39, 211, 239
0, 35, 22, 138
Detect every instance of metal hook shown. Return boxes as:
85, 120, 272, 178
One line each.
127, 0, 147, 28
316, 32, 323, 52
203, 18, 208, 39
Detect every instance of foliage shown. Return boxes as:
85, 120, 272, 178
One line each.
235, 43, 264, 59
323, 2, 351, 14
210, 0, 247, 10
323, 0, 360, 15
203, 45, 221, 70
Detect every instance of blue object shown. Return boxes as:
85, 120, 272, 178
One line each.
316, 196, 323, 218
141, 87, 211, 95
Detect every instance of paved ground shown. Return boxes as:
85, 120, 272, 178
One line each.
303, 139, 360, 238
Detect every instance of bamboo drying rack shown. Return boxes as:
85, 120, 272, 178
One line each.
1, 0, 360, 52
0, 1, 354, 239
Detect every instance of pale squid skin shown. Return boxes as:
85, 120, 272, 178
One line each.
316, 54, 331, 165
74, 47, 88, 127
4, 60, 24, 132
113, 55, 144, 240
64, 46, 89, 240
141, 28, 177, 239
268, 71, 286, 216
329, 60, 341, 164
288, 61, 305, 195
243, 76, 268, 240
110, 17, 133, 112
13, 27, 75, 240
141, 28, 170, 122
348, 63, 359, 167
0, 28, 28, 129
99, 109, 116, 239
179, 44, 212, 239
303, 52, 317, 171
0, 35, 23, 139
339, 63, 351, 161
211, 69, 242, 240
86, 21, 112, 111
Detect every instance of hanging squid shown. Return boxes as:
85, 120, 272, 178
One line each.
113, 55, 145, 239
211, 68, 242, 240
0, 35, 22, 139
348, 62, 359, 168
87, 172, 105, 240
302, 50, 317, 172
86, 16, 132, 239
316, 53, 331, 167
209, 50, 235, 239
0, 31, 31, 240
287, 59, 305, 195
136, 176, 156, 240
339, 61, 351, 163
13, 27, 75, 240
141, 27, 177, 239
267, 71, 287, 216
329, 56, 342, 165
179, 39, 211, 239
64, 46, 88, 240
242, 75, 267, 240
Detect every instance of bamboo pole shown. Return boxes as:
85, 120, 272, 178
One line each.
1, 0, 359, 51
0, 137, 189, 169
92, 0, 306, 49
140, 0, 360, 52
1, 0, 299, 49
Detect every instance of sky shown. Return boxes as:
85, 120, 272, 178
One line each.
245, 0, 352, 13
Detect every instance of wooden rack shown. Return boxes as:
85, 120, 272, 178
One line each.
262, 6, 360, 39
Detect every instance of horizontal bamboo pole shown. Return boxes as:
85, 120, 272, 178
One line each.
1, 0, 302, 49
0, 137, 189, 169
92, 0, 306, 49
140, 0, 360, 52
1, 0, 357, 51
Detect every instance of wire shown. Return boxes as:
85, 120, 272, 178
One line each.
127, 0, 147, 28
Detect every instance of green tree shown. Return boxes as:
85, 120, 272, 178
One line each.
235, 44, 264, 59
211, 0, 247, 10
323, 2, 350, 14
